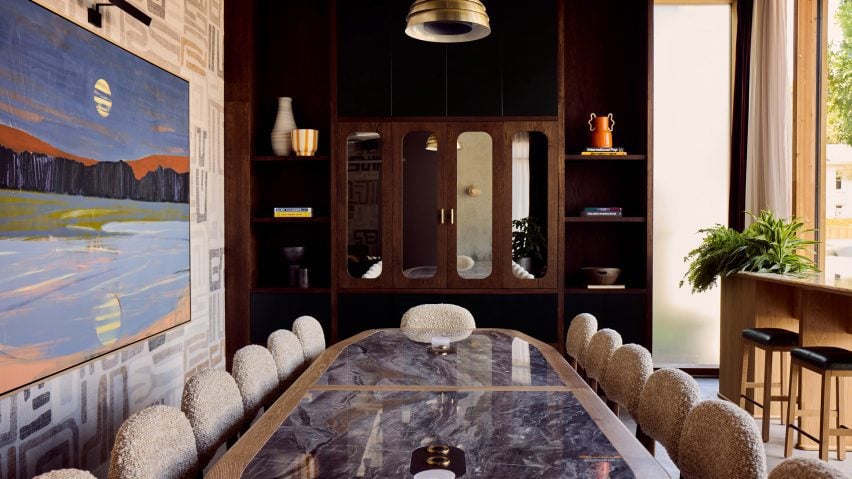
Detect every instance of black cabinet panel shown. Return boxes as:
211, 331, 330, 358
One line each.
565, 293, 648, 348
250, 293, 332, 346
446, 8, 501, 116
501, 0, 558, 116
391, 1, 446, 116
337, 0, 392, 117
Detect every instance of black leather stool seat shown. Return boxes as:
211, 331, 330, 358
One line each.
742, 328, 799, 347
792, 346, 852, 371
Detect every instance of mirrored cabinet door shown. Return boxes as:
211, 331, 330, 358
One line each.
338, 123, 392, 287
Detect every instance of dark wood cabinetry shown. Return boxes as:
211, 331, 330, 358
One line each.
225, 0, 653, 362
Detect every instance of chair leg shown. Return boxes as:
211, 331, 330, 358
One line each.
780, 350, 789, 425
837, 375, 846, 461
568, 356, 577, 370
607, 399, 619, 416
820, 372, 832, 461
636, 424, 655, 454
740, 340, 750, 410
762, 348, 774, 442
784, 362, 800, 457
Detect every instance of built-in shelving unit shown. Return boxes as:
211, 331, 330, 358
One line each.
565, 154, 647, 161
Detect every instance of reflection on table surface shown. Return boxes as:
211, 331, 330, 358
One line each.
242, 389, 634, 479
315, 329, 564, 387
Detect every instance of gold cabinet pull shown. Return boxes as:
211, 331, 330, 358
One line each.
450, 208, 455, 225
439, 208, 445, 224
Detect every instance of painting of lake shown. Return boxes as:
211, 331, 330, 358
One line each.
0, 0, 190, 394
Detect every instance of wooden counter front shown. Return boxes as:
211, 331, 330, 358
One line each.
720, 272, 852, 449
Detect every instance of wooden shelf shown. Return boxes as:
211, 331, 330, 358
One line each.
565, 288, 648, 295
251, 216, 330, 224
565, 154, 646, 161
251, 287, 331, 294
565, 216, 645, 223
252, 155, 330, 162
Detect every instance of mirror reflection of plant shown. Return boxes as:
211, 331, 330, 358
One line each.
512, 216, 546, 265
681, 210, 818, 293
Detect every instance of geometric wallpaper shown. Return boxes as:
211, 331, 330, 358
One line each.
0, 0, 225, 476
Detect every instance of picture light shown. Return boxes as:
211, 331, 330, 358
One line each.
88, 0, 153, 28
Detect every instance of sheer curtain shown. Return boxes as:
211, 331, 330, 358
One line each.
512, 132, 530, 221
745, 0, 791, 221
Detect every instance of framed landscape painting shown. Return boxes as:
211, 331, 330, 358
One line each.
0, 0, 190, 394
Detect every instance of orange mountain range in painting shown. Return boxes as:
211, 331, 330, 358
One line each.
0, 124, 188, 180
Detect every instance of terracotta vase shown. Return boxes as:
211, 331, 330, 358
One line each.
588, 113, 615, 148
271, 97, 297, 156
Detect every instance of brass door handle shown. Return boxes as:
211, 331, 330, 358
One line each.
439, 208, 445, 224
450, 208, 455, 225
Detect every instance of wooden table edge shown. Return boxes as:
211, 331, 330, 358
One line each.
206, 328, 670, 478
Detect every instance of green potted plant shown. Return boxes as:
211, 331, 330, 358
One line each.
681, 210, 818, 293
512, 216, 547, 274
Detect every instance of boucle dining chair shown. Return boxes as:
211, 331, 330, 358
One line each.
107, 405, 198, 479
637, 368, 701, 466
34, 470, 96, 479
601, 344, 654, 451
292, 315, 326, 363
584, 328, 622, 392
768, 457, 847, 479
181, 368, 245, 467
267, 328, 306, 383
565, 313, 597, 372
678, 399, 767, 479
232, 344, 279, 419
400, 303, 476, 343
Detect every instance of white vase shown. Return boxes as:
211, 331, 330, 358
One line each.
271, 97, 297, 156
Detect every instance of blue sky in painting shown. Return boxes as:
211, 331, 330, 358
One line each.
0, 0, 188, 162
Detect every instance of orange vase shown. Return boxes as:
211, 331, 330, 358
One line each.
588, 113, 615, 148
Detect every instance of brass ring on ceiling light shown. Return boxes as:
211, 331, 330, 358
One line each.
427, 445, 451, 455
426, 455, 451, 467
405, 0, 490, 43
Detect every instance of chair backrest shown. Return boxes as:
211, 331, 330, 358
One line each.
292, 316, 326, 363
400, 303, 476, 343
107, 405, 198, 479
180, 368, 245, 466
584, 328, 622, 381
232, 344, 279, 417
34, 470, 96, 479
637, 368, 701, 465
268, 329, 305, 383
678, 399, 767, 479
769, 457, 847, 479
565, 313, 597, 367
601, 344, 653, 418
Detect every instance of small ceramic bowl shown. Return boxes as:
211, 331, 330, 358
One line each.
581, 267, 621, 285
291, 129, 319, 156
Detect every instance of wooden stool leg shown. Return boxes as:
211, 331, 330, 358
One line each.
740, 340, 750, 410
762, 348, 774, 442
784, 362, 800, 457
820, 372, 832, 461
780, 350, 789, 425
837, 375, 846, 461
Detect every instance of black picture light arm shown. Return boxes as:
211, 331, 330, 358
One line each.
88, 0, 153, 28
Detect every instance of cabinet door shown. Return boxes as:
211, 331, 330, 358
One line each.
501, 0, 558, 116
338, 122, 393, 287
391, 2, 446, 116
447, 124, 503, 288
337, 0, 392, 117
393, 123, 448, 287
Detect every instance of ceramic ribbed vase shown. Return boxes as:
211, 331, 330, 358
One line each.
271, 97, 297, 156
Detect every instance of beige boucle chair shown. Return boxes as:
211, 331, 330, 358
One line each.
292, 316, 326, 363
584, 328, 622, 391
400, 303, 476, 343
601, 344, 653, 417
34, 470, 96, 479
180, 368, 245, 467
231, 344, 279, 419
637, 368, 701, 465
565, 313, 597, 371
678, 399, 767, 479
769, 457, 847, 479
107, 405, 198, 479
267, 329, 305, 383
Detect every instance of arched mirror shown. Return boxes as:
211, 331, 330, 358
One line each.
346, 132, 382, 279
456, 131, 492, 279
402, 131, 439, 279
511, 131, 548, 279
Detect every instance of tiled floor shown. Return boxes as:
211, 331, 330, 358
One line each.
618, 378, 852, 478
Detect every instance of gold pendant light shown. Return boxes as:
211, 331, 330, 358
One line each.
405, 0, 491, 43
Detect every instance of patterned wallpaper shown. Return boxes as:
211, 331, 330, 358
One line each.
0, 0, 225, 477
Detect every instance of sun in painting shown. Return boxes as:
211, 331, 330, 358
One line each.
93, 78, 112, 117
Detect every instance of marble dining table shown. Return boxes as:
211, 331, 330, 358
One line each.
206, 329, 669, 478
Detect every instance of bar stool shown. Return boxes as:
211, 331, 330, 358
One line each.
740, 327, 799, 442
784, 346, 852, 461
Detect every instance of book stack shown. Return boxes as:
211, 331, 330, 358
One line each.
274, 207, 313, 218
580, 147, 627, 156
580, 207, 622, 217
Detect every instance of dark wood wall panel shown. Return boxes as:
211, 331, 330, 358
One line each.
565, 292, 648, 347
251, 293, 332, 345
337, 0, 392, 117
